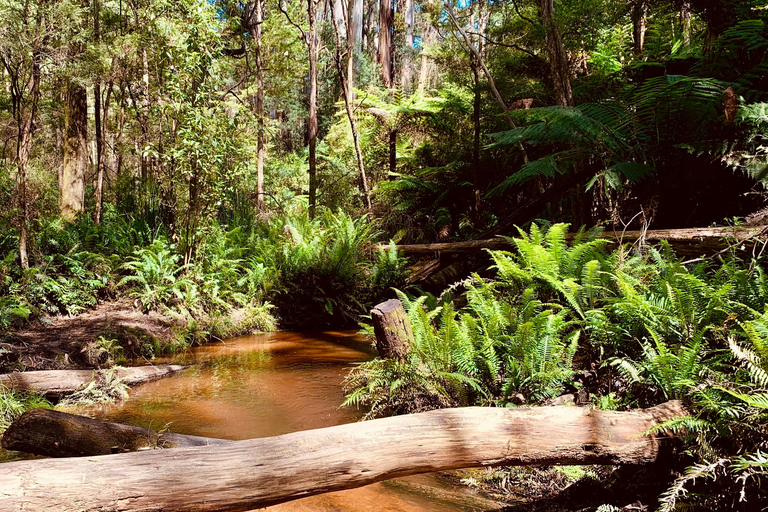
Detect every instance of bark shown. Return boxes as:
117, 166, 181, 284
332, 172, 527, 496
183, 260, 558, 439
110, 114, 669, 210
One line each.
14, 53, 40, 270
401, 0, 415, 93
538, 0, 572, 106
2, 409, 230, 458
331, 2, 372, 209
679, 0, 692, 47
385, 225, 768, 256
0, 365, 186, 398
308, 0, 319, 218
371, 299, 414, 361
349, 0, 363, 95
60, 82, 88, 222
246, 0, 266, 213
631, 0, 648, 54
417, 18, 437, 95
0, 402, 686, 512
378, 0, 394, 87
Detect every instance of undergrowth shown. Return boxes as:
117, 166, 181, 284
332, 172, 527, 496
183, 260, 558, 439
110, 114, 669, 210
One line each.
343, 223, 768, 511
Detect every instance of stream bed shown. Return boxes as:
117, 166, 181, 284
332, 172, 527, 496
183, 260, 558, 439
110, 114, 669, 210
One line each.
67, 330, 510, 511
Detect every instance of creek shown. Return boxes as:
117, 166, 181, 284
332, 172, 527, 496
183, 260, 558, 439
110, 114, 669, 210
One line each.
69, 330, 508, 511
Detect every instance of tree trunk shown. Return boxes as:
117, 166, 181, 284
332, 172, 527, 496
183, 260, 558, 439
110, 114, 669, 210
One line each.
349, 0, 363, 95
60, 82, 88, 222
14, 61, 40, 270
631, 0, 648, 54
679, 0, 692, 47
417, 17, 437, 95
538, 0, 572, 106
248, 0, 266, 213
401, 0, 415, 93
331, 3, 372, 209
471, 54, 481, 212
0, 365, 185, 398
2, 409, 230, 458
308, 0, 318, 218
0, 402, 686, 512
371, 299, 414, 361
378, 0, 393, 87
445, 1, 527, 162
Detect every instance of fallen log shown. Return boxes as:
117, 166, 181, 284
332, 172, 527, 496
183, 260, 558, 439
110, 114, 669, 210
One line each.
0, 365, 185, 398
0, 401, 685, 512
388, 225, 768, 257
1, 408, 230, 457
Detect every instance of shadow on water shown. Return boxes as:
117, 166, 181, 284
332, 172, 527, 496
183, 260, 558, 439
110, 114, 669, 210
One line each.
72, 330, 513, 512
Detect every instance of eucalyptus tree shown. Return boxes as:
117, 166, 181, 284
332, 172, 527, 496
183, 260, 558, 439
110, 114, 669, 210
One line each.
0, 0, 83, 267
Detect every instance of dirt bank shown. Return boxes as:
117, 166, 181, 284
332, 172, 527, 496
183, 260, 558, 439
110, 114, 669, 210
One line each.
0, 300, 184, 372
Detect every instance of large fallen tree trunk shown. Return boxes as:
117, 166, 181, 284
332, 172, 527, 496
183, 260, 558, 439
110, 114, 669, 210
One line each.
0, 401, 685, 512
0, 365, 185, 398
389, 225, 768, 257
1, 408, 230, 457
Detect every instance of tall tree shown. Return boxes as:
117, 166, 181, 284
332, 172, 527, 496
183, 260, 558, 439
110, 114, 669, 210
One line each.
349, 0, 363, 94
400, 0, 415, 93
60, 83, 88, 222
0, 0, 50, 268
331, 0, 371, 209
538, 0, 572, 106
378, 0, 394, 87
280, 0, 319, 217
631, 0, 648, 54
244, 0, 266, 212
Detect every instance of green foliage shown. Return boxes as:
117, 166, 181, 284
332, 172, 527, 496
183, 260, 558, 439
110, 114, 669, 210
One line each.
0, 388, 51, 434
118, 239, 193, 313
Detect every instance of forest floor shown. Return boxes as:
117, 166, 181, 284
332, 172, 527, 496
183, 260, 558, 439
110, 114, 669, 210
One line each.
0, 300, 183, 372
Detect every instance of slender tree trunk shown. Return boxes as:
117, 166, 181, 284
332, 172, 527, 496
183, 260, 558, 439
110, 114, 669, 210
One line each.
60, 83, 88, 222
349, 0, 363, 96
140, 48, 150, 183
248, 0, 266, 213
401, 0, 415, 93
538, 0, 572, 106
679, 0, 692, 47
15, 55, 41, 270
93, 0, 105, 224
94, 84, 111, 225
631, 0, 648, 54
378, 0, 393, 87
471, 56, 481, 212
445, 1, 528, 162
331, 3, 371, 209
308, 0, 318, 218
417, 20, 436, 95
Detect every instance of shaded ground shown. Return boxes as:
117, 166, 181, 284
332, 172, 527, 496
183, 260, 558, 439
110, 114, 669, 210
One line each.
0, 300, 183, 372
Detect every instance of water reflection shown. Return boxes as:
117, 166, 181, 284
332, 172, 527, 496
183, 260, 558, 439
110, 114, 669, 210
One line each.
70, 331, 507, 511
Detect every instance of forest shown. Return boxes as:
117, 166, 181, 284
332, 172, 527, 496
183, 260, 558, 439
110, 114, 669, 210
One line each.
1, 0, 768, 510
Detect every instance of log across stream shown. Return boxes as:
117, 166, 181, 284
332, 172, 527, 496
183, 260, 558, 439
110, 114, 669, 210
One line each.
1, 331, 510, 512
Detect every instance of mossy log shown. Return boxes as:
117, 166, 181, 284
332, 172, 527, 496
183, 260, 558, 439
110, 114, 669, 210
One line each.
0, 365, 185, 398
0, 401, 685, 512
1, 409, 230, 457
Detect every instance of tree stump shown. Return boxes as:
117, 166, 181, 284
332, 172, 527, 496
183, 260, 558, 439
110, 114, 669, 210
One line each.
371, 299, 414, 362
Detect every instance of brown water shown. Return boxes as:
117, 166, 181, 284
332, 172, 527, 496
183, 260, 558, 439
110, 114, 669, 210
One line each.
75, 330, 507, 512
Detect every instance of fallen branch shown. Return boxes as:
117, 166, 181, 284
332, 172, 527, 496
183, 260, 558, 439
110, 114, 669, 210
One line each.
0, 401, 685, 512
0, 365, 185, 398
